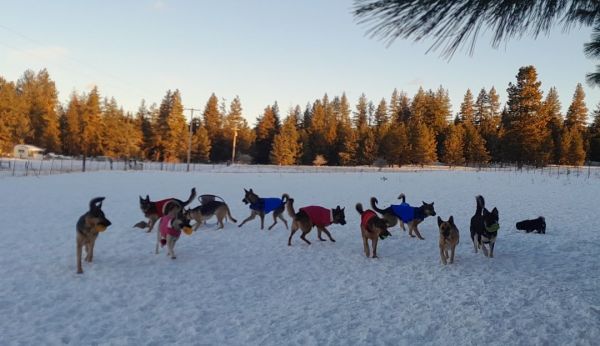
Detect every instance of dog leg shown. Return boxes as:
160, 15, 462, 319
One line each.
155, 229, 161, 254
412, 225, 425, 240
439, 246, 447, 265
489, 242, 495, 258
87, 238, 95, 263
167, 236, 177, 259
400, 221, 407, 232
317, 227, 326, 241
481, 243, 489, 257
259, 213, 265, 230
450, 245, 456, 264
147, 218, 157, 233
362, 234, 370, 257
238, 212, 257, 228
371, 237, 378, 258
278, 214, 289, 230
472, 236, 478, 253
217, 215, 225, 230
287, 224, 299, 246
76, 241, 83, 274
320, 227, 336, 242
300, 232, 312, 245
268, 213, 278, 230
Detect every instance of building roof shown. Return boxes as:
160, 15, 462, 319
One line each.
14, 144, 45, 151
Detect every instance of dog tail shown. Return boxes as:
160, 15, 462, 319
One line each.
355, 203, 364, 215
89, 197, 105, 210
286, 197, 297, 218
370, 197, 386, 214
226, 205, 237, 223
397, 193, 406, 203
281, 193, 290, 203
182, 188, 197, 207
475, 195, 485, 215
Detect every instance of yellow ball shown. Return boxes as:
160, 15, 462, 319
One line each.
95, 225, 107, 232
182, 226, 193, 235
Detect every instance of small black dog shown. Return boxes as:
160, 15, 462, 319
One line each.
516, 217, 546, 234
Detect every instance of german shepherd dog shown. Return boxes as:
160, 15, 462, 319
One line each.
156, 203, 192, 259
470, 195, 499, 258
185, 199, 237, 230
238, 189, 289, 230
516, 216, 546, 234
356, 203, 391, 258
76, 197, 112, 274
138, 188, 196, 233
286, 198, 346, 246
370, 193, 436, 240
438, 216, 459, 265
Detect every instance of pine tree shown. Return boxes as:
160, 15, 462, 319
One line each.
502, 66, 547, 166
379, 122, 410, 166
458, 89, 475, 124
541, 87, 563, 163
389, 89, 401, 124
410, 87, 428, 123
409, 121, 437, 164
191, 124, 211, 163
354, 93, 369, 131
17, 69, 61, 152
441, 124, 465, 166
202, 93, 228, 162
588, 103, 600, 162
136, 100, 154, 160
335, 93, 357, 166
223, 96, 254, 162
463, 123, 490, 165
357, 127, 378, 165
479, 87, 502, 161
270, 111, 301, 165
564, 83, 588, 132
0, 78, 29, 153
80, 86, 104, 157
60, 93, 82, 156
566, 128, 586, 165
254, 105, 279, 164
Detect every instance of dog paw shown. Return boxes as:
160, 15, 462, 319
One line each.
331, 239, 336, 242
77, 269, 83, 274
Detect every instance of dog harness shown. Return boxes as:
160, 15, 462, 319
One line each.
159, 215, 181, 239
250, 198, 284, 214
360, 210, 377, 229
391, 203, 424, 223
300, 206, 333, 227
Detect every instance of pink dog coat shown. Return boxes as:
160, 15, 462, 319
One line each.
159, 215, 181, 239
300, 206, 333, 227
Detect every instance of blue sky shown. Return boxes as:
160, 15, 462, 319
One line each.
1, 0, 598, 124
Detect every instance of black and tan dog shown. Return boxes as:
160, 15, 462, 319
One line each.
286, 198, 346, 246
138, 187, 196, 233
470, 195, 499, 258
76, 197, 112, 274
155, 203, 192, 259
185, 199, 237, 230
438, 216, 459, 265
356, 203, 391, 258
370, 193, 436, 240
516, 216, 546, 234
238, 189, 289, 230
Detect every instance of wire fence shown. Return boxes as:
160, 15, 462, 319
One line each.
1, 157, 599, 180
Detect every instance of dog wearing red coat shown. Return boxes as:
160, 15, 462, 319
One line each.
356, 203, 391, 258
285, 197, 346, 246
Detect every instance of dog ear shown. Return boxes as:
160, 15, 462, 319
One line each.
145, 195, 149, 201
492, 207, 498, 216
437, 216, 442, 226
244, 188, 248, 193
422, 201, 426, 205
449, 215, 454, 224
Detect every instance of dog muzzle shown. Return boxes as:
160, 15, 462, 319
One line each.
182, 226, 193, 235
485, 223, 499, 233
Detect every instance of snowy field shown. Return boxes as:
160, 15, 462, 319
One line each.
0, 169, 598, 345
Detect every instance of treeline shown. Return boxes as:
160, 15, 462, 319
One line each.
1, 66, 600, 166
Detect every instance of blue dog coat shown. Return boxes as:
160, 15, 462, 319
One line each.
391, 203, 425, 223
250, 198, 284, 214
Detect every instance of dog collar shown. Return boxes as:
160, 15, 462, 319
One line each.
485, 223, 499, 233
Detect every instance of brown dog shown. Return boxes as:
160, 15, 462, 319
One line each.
286, 197, 346, 246
185, 200, 237, 230
76, 197, 112, 274
438, 216, 459, 265
356, 203, 391, 258
138, 188, 196, 233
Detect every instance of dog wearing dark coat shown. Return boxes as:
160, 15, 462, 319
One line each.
356, 203, 391, 258
76, 197, 112, 274
138, 188, 196, 233
370, 193, 436, 240
516, 217, 546, 234
470, 195, 499, 258
238, 189, 289, 230
286, 198, 346, 246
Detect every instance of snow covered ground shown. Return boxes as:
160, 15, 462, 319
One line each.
0, 169, 598, 345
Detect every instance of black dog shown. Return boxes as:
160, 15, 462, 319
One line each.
469, 195, 499, 258
516, 217, 546, 234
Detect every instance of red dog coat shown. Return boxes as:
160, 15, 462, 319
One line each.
300, 206, 332, 227
361, 210, 377, 228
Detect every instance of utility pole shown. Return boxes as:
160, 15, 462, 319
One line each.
185, 107, 201, 172
231, 126, 238, 164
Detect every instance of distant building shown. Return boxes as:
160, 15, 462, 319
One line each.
13, 144, 45, 159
